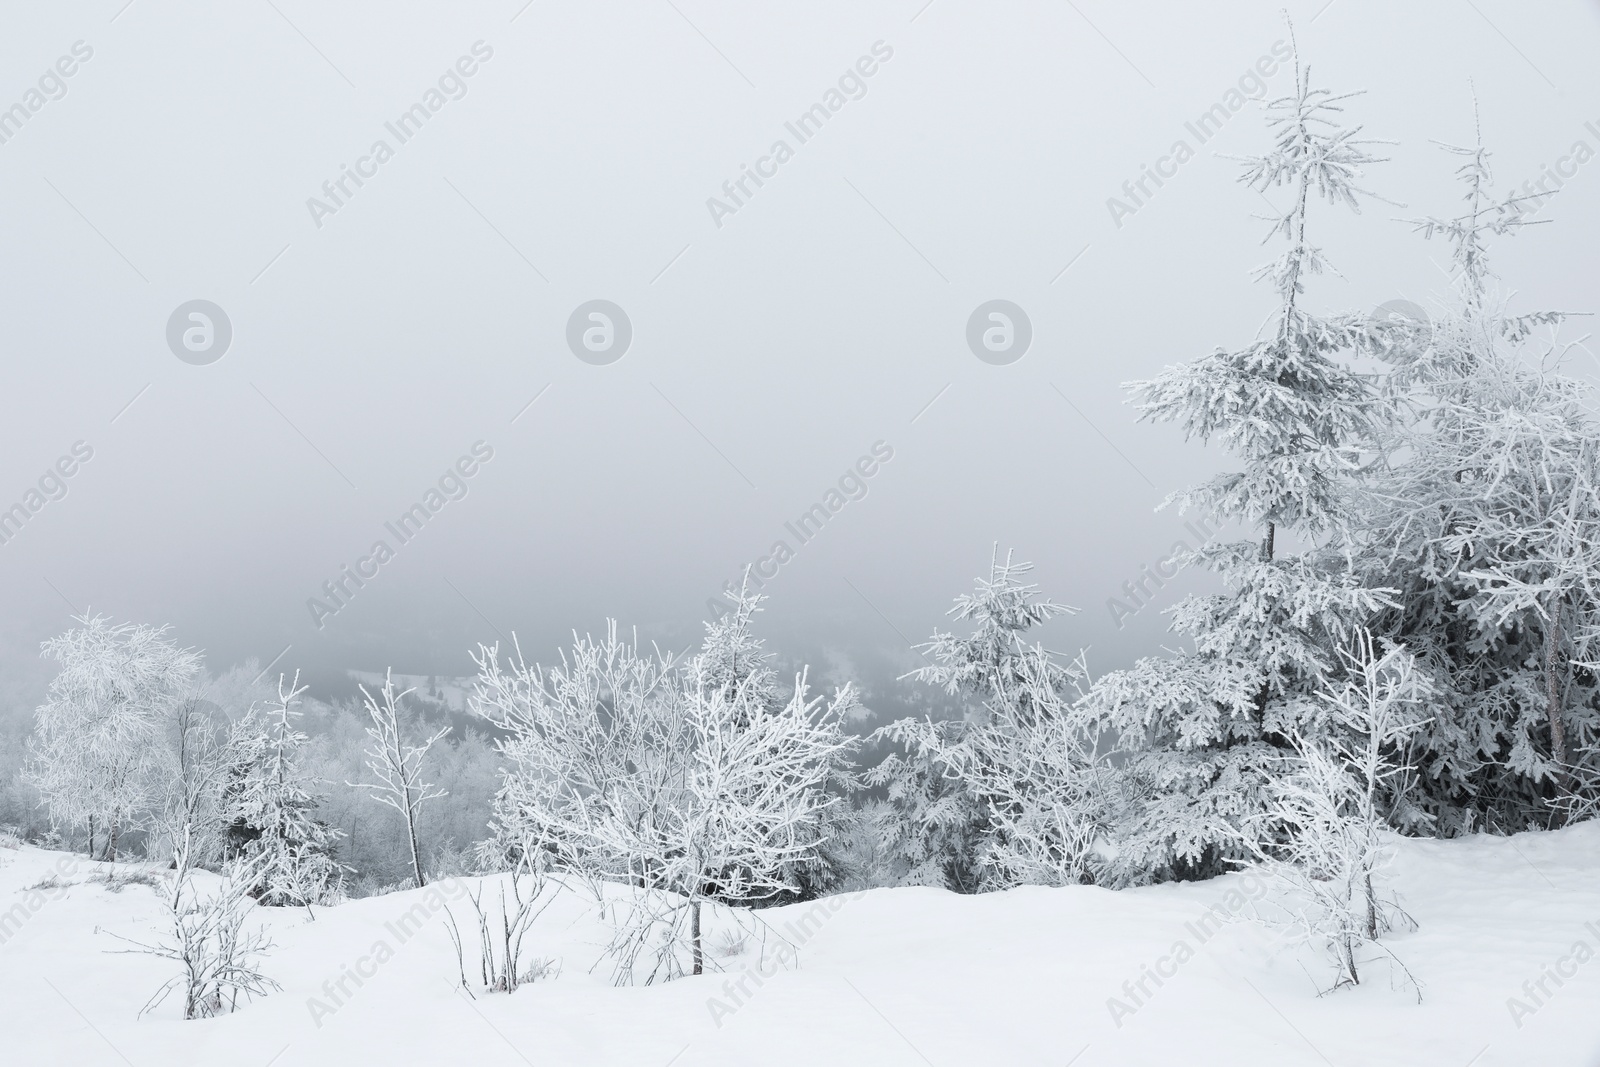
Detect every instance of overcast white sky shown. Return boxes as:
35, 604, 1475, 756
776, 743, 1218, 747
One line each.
0, 0, 1595, 707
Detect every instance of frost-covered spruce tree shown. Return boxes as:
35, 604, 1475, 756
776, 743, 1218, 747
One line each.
863, 713, 987, 891
684, 574, 781, 718
1361, 122, 1596, 828
27, 615, 201, 859
1078, 37, 1397, 884
870, 549, 1098, 889
225, 672, 345, 908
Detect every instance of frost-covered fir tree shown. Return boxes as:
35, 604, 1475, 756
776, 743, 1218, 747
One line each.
684, 575, 781, 717
864, 712, 988, 891
870, 549, 1101, 889
1078, 35, 1398, 884
1361, 116, 1597, 828
224, 672, 345, 908
27, 615, 201, 859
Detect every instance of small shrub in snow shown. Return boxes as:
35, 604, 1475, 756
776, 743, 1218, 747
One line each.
519, 955, 561, 984
444, 857, 558, 996
1247, 635, 1429, 997
426, 837, 477, 882
710, 928, 748, 958
112, 832, 279, 1019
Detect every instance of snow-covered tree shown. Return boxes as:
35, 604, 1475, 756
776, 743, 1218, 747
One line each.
224, 672, 345, 908
27, 615, 201, 859
470, 612, 856, 983
1140, 28, 1392, 546
671, 671, 856, 973
863, 715, 987, 891
1407, 102, 1546, 323
152, 662, 283, 869
928, 647, 1109, 888
871, 549, 1102, 888
1248, 634, 1431, 995
469, 623, 677, 876
682, 574, 781, 717
1078, 35, 1398, 883
151, 694, 236, 869
351, 670, 450, 888
1361, 119, 1597, 830
1372, 363, 1599, 817
904, 548, 1079, 728
682, 579, 862, 901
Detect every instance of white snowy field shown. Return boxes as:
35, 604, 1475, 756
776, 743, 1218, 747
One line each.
3, 827, 1598, 1067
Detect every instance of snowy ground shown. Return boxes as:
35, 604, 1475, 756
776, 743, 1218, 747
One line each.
3, 826, 1599, 1066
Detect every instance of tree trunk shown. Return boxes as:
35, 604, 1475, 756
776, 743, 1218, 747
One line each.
1547, 599, 1568, 787
691, 900, 703, 976
407, 803, 426, 888
87, 815, 95, 859
1254, 520, 1277, 726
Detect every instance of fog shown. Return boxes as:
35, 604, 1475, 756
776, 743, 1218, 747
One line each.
1, 0, 1595, 713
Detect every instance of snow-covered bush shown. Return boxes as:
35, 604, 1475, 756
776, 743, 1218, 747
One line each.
444, 856, 558, 996
470, 595, 856, 983
864, 715, 989, 891
113, 831, 279, 1019
792, 798, 898, 893
945, 664, 1111, 889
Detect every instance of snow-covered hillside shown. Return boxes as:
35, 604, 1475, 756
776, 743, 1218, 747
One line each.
4, 825, 1597, 1066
